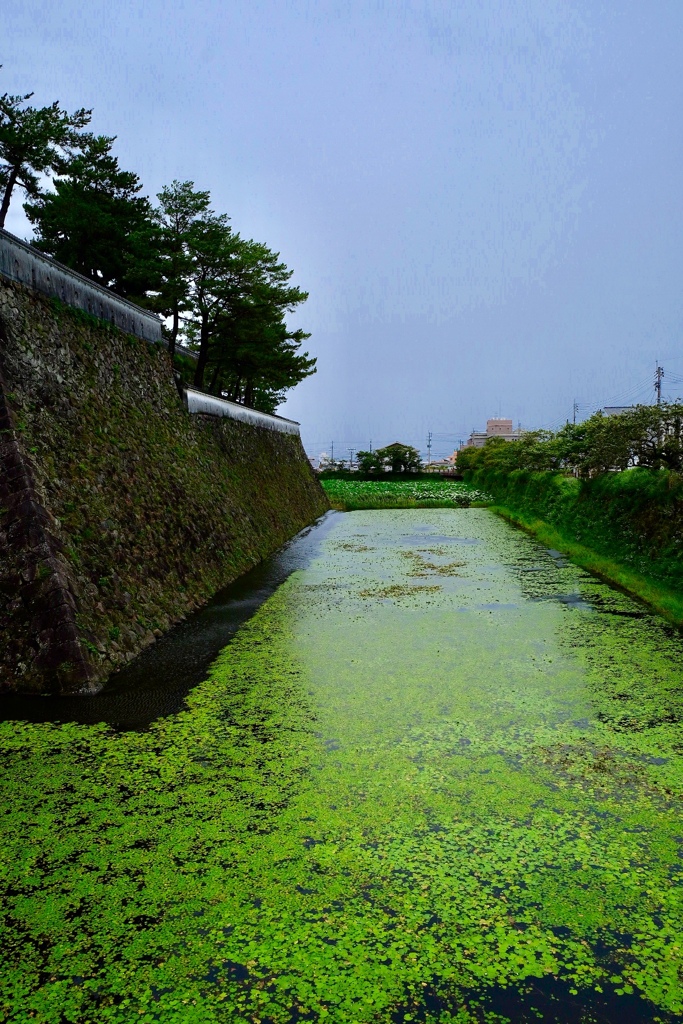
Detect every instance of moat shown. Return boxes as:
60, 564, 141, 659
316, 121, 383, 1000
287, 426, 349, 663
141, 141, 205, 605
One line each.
1, 508, 682, 1022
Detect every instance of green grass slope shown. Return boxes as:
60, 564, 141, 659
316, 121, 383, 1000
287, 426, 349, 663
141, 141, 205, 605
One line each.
468, 467, 683, 624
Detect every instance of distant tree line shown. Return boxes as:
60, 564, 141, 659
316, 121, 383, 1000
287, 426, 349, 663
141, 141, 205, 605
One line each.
355, 443, 422, 474
319, 443, 422, 474
457, 404, 683, 476
0, 75, 315, 413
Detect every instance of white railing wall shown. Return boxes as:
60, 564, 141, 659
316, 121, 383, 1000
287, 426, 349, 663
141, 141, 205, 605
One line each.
184, 387, 300, 435
0, 229, 163, 343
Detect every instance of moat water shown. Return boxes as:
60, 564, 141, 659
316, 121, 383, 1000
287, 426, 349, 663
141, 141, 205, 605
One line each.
1, 509, 682, 1022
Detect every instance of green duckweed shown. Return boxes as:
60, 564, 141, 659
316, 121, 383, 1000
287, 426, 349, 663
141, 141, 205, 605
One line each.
1, 509, 682, 1022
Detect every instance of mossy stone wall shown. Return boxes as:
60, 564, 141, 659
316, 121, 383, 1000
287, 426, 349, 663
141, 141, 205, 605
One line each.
0, 279, 328, 694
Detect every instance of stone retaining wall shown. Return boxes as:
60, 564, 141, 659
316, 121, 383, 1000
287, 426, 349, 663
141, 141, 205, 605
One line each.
0, 278, 327, 694
0, 334, 95, 692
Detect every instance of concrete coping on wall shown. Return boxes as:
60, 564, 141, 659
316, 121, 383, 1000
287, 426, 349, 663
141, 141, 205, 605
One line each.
184, 386, 300, 435
0, 228, 163, 343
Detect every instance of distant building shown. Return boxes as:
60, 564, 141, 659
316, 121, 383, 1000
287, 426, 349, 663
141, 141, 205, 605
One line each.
602, 406, 636, 417
466, 418, 523, 448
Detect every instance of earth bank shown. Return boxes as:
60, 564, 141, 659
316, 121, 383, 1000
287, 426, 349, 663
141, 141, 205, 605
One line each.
465, 466, 683, 623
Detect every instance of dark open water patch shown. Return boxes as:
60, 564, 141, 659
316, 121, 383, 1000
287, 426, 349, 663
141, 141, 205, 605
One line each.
396, 977, 677, 1024
402, 534, 483, 546
0, 512, 339, 731
532, 592, 594, 611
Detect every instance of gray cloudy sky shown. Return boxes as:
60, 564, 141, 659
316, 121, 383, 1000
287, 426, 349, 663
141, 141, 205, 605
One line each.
4, 1, 683, 459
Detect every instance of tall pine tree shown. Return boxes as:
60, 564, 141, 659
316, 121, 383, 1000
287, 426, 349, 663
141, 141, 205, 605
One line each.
151, 180, 211, 359
0, 79, 90, 228
25, 134, 155, 297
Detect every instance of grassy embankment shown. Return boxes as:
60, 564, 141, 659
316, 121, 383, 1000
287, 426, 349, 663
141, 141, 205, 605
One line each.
320, 477, 492, 511
466, 467, 683, 626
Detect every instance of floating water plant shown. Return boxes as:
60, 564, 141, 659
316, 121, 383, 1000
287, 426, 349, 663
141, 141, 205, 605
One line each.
321, 478, 492, 510
0, 509, 682, 1022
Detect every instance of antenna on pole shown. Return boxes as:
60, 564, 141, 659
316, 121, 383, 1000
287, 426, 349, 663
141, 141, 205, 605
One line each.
655, 364, 664, 405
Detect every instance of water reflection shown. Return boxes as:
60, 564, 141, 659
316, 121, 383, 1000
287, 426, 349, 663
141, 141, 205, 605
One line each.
0, 511, 339, 729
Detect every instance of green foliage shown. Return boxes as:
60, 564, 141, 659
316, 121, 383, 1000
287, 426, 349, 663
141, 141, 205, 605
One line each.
357, 442, 423, 475
322, 478, 492, 510
147, 180, 211, 357
0, 76, 91, 228
355, 448, 385, 474
182, 211, 315, 408
1, 510, 683, 1021
459, 405, 683, 477
4, 69, 314, 411
210, 307, 315, 415
26, 134, 155, 297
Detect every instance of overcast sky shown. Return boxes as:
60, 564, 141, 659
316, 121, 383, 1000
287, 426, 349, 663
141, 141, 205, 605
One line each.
4, 1, 683, 458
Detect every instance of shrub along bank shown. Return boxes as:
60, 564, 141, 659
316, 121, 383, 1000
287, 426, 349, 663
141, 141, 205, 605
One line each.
465, 466, 683, 623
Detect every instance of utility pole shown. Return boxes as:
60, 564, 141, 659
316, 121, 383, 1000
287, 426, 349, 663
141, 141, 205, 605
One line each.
427, 431, 432, 465
331, 441, 334, 466
655, 364, 664, 405
573, 401, 578, 425
347, 448, 355, 469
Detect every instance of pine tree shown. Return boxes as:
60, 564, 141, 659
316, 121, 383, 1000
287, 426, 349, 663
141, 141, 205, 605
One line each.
25, 134, 155, 296
0, 81, 90, 228
151, 180, 211, 359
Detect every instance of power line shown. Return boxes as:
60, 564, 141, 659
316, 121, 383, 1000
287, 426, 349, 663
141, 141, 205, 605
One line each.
307, 365, 683, 462
600, 378, 653, 407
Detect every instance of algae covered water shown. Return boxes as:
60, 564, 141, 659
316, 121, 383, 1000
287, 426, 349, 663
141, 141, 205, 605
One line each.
1, 509, 683, 1022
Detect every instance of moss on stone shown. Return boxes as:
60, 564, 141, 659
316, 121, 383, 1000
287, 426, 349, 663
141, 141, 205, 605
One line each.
0, 279, 327, 692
